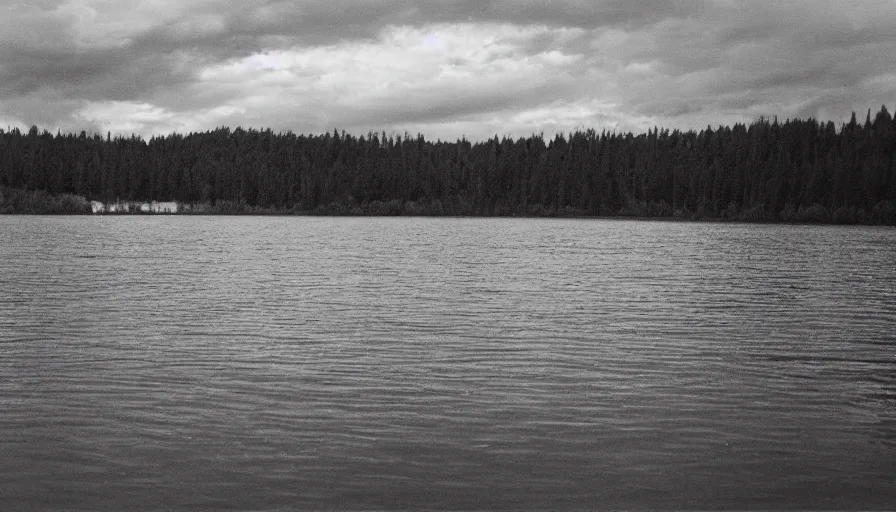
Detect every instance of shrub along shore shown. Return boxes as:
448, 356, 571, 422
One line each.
3, 186, 893, 224
0, 187, 91, 214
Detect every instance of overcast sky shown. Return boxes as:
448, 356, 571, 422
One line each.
1, 0, 894, 141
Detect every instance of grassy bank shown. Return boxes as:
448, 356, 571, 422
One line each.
176, 197, 896, 224
3, 189, 894, 224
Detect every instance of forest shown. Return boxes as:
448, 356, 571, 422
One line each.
1, 106, 894, 223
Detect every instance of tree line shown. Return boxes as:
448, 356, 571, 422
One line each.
1, 106, 894, 223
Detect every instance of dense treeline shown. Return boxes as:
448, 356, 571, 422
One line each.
1, 106, 894, 222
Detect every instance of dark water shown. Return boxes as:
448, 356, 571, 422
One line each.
1, 216, 895, 510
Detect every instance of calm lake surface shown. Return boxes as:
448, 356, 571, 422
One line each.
1, 216, 895, 510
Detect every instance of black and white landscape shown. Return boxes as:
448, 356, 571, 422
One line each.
1, 1, 895, 510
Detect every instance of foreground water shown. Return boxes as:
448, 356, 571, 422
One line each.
1, 216, 894, 510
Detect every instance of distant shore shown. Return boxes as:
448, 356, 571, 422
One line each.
3, 107, 895, 226
3, 187, 894, 225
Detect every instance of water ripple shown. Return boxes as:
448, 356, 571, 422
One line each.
1, 217, 895, 510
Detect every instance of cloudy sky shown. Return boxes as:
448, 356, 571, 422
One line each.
1, 0, 894, 141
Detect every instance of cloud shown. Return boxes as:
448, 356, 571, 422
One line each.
75, 22, 592, 139
0, 0, 894, 140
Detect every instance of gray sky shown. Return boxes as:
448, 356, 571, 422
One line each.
1, 0, 894, 141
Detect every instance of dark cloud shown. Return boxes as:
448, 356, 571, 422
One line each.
0, 46, 198, 102
338, 75, 582, 128
212, 0, 704, 44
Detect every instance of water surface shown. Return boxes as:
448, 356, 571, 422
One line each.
1, 217, 895, 510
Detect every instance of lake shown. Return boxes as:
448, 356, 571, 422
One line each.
1, 216, 894, 510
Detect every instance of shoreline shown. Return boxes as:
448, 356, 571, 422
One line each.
3, 187, 893, 225
3, 210, 893, 226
